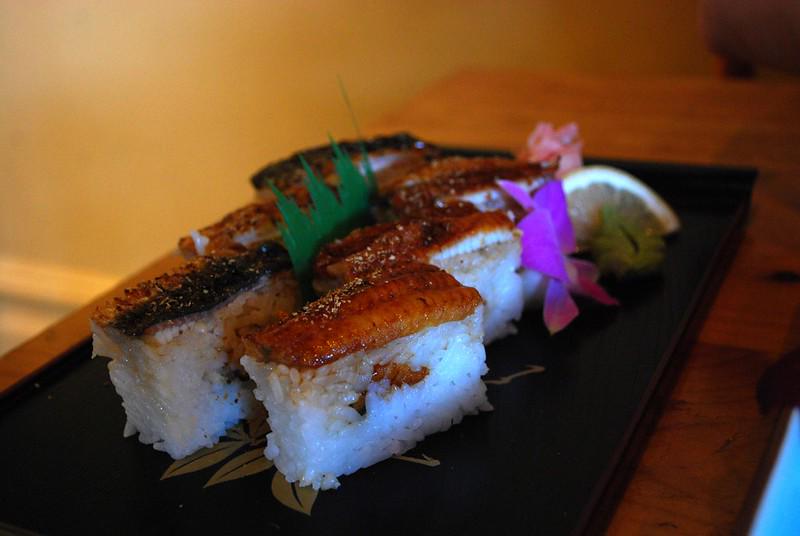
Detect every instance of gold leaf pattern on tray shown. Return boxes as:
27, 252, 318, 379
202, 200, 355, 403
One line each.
224, 423, 247, 442
158, 381, 534, 515
204, 447, 273, 488
484, 364, 546, 385
246, 410, 270, 444
160, 439, 247, 480
393, 453, 441, 467
271, 471, 318, 515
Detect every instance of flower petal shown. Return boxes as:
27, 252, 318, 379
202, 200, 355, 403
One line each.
519, 122, 584, 176
555, 122, 580, 145
518, 211, 570, 280
497, 179, 535, 212
568, 259, 619, 306
532, 181, 576, 254
543, 278, 579, 334
555, 141, 583, 178
519, 122, 558, 162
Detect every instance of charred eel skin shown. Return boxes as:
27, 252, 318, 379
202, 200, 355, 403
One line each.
249, 132, 439, 193
93, 242, 292, 337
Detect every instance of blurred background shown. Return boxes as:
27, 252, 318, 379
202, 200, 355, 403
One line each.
0, 0, 722, 352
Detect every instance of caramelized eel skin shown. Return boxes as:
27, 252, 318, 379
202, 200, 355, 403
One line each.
245, 263, 481, 369
314, 211, 515, 283
400, 156, 544, 186
177, 188, 311, 258
93, 242, 291, 337
389, 157, 547, 218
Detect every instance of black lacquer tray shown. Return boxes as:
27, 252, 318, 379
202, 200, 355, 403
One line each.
0, 156, 756, 536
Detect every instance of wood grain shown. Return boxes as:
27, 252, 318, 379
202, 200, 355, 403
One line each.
3, 69, 800, 533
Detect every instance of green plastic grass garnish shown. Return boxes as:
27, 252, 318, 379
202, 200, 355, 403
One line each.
337, 77, 378, 191
270, 138, 376, 294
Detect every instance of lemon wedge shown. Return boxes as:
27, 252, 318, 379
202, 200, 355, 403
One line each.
562, 165, 680, 247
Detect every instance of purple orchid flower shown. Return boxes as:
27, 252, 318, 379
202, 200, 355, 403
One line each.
499, 179, 618, 334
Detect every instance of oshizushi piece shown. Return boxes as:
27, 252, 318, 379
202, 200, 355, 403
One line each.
388, 156, 549, 219
91, 242, 301, 459
178, 201, 284, 258
241, 263, 489, 490
179, 142, 524, 260
314, 211, 523, 342
387, 157, 557, 306
250, 132, 441, 199
179, 133, 439, 258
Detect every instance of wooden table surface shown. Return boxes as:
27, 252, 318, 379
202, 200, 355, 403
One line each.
3, 69, 800, 534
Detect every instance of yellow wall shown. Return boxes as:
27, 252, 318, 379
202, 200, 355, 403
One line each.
1, 0, 711, 280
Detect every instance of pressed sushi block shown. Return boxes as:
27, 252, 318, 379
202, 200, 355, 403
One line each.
387, 157, 559, 307
250, 132, 442, 199
176, 146, 532, 262
314, 210, 524, 343
387, 156, 549, 218
176, 133, 440, 259
241, 263, 489, 490
178, 201, 288, 258
91, 242, 301, 459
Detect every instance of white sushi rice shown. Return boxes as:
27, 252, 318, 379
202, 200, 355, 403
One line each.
241, 306, 489, 490
432, 236, 523, 343
91, 273, 299, 460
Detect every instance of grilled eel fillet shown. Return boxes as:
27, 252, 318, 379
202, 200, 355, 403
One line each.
244, 263, 481, 369
388, 156, 551, 219
250, 132, 442, 198
178, 201, 287, 258
313, 211, 517, 290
